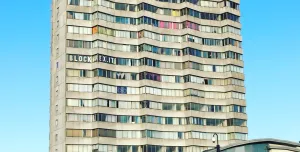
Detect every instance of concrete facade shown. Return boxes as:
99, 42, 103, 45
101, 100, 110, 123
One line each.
50, 0, 247, 152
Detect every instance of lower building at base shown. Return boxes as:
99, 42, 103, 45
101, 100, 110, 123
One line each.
204, 138, 300, 152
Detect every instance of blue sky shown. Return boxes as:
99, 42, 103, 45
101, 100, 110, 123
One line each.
0, 0, 299, 151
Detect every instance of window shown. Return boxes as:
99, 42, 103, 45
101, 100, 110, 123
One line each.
175, 76, 180, 83
56, 75, 58, 84
165, 117, 173, 124
68, 0, 79, 5
162, 103, 173, 110
56, 34, 59, 42
68, 0, 92, 6
132, 146, 138, 152
56, 47, 59, 57
55, 87, 59, 97
66, 98, 246, 117
56, 7, 59, 18
68, 9, 240, 33
55, 104, 58, 113
117, 86, 127, 94
227, 119, 246, 127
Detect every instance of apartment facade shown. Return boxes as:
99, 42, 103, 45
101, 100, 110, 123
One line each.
50, 0, 247, 152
